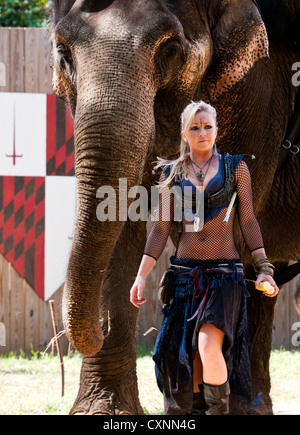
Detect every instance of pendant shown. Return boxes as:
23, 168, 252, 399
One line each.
196, 171, 204, 181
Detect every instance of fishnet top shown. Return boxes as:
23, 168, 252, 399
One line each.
144, 158, 264, 261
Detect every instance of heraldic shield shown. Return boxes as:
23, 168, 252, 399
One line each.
0, 93, 76, 300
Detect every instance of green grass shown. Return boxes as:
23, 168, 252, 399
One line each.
136, 347, 164, 415
0, 350, 82, 415
269, 349, 300, 415
0, 347, 163, 415
0, 348, 299, 415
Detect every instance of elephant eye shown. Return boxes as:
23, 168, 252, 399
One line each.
161, 39, 183, 61
164, 42, 180, 59
156, 38, 185, 86
57, 42, 73, 71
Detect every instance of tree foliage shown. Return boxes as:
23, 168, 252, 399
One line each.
0, 0, 50, 27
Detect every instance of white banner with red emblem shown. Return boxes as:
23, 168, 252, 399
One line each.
0, 92, 76, 300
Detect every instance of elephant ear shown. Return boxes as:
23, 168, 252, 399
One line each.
51, 0, 77, 25
203, 0, 269, 102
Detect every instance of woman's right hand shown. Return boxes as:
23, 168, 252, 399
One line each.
130, 276, 147, 308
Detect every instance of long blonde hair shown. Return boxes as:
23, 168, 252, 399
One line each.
155, 101, 218, 187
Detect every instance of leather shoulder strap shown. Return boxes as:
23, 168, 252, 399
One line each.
224, 153, 246, 175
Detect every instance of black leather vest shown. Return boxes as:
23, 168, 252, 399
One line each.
162, 153, 245, 213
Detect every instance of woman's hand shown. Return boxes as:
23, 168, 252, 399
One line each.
255, 273, 279, 298
130, 276, 147, 308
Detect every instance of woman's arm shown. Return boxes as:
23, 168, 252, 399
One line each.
130, 255, 156, 308
235, 160, 265, 253
236, 162, 279, 297
143, 172, 174, 261
251, 248, 279, 297
130, 171, 174, 307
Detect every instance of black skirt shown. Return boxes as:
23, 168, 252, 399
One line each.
153, 256, 253, 415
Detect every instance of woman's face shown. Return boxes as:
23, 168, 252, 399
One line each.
182, 110, 218, 155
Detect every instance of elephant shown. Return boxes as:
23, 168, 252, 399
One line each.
49, 0, 300, 415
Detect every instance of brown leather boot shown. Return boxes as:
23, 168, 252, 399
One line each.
203, 380, 230, 415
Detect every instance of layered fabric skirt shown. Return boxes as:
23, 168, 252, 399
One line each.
153, 256, 253, 415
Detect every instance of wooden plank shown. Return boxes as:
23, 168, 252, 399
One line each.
1, 259, 11, 353
9, 264, 26, 352
38, 28, 54, 94
273, 284, 288, 349
0, 28, 11, 91
0, 254, 8, 351
38, 288, 53, 351
290, 277, 300, 329
24, 280, 40, 354
10, 28, 25, 93
282, 283, 290, 348
24, 28, 40, 93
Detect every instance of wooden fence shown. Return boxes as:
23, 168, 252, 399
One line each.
0, 27, 53, 94
0, 27, 66, 355
0, 27, 299, 355
273, 270, 300, 349
0, 253, 69, 354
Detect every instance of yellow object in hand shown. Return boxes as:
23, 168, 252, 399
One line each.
257, 281, 274, 295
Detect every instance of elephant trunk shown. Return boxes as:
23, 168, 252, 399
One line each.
63, 66, 156, 355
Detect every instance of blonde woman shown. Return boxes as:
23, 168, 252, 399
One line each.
130, 101, 278, 415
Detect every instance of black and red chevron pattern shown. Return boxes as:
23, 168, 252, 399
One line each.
47, 95, 75, 176
0, 176, 45, 299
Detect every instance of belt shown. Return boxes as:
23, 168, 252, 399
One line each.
170, 261, 244, 322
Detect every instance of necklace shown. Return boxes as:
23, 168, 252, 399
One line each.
189, 155, 214, 233
190, 155, 214, 184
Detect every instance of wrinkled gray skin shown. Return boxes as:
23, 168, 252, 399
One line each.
50, 0, 300, 414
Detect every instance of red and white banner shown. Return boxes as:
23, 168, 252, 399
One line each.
0, 93, 76, 300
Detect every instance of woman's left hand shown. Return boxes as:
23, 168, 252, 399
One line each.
255, 274, 279, 297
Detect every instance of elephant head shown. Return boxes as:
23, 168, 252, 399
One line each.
50, 0, 268, 356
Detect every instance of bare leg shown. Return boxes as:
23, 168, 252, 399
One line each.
193, 351, 203, 392
198, 323, 227, 385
